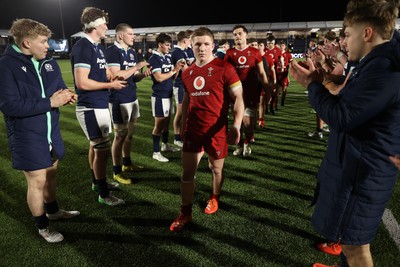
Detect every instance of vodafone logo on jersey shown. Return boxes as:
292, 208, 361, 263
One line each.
193, 76, 205, 90
191, 76, 210, 96
238, 56, 247, 65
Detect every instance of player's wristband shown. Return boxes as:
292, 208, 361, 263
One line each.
171, 70, 176, 76
232, 124, 241, 129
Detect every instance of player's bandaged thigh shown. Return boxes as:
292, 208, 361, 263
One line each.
90, 137, 111, 150
244, 107, 256, 117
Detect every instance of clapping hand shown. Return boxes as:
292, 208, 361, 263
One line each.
50, 89, 77, 108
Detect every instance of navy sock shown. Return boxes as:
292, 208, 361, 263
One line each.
97, 178, 109, 198
122, 157, 132, 166
152, 135, 161, 152
174, 134, 181, 142
34, 213, 49, 230
113, 165, 122, 175
44, 200, 59, 214
161, 131, 169, 143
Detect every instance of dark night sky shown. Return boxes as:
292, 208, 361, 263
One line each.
1, 0, 349, 39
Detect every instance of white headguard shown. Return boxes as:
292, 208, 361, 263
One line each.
84, 17, 107, 29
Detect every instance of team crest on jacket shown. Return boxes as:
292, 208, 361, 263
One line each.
238, 56, 247, 65
193, 76, 205, 90
44, 63, 54, 72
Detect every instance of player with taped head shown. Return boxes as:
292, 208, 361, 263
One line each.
71, 6, 127, 206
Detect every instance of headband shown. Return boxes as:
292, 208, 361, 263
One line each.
84, 17, 106, 29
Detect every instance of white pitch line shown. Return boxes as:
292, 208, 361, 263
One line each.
382, 208, 400, 250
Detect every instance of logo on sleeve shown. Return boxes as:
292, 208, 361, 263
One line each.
44, 63, 54, 72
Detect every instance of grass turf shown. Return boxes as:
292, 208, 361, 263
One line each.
0, 59, 399, 267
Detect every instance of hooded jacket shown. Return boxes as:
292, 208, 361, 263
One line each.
0, 44, 67, 171
307, 31, 400, 245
